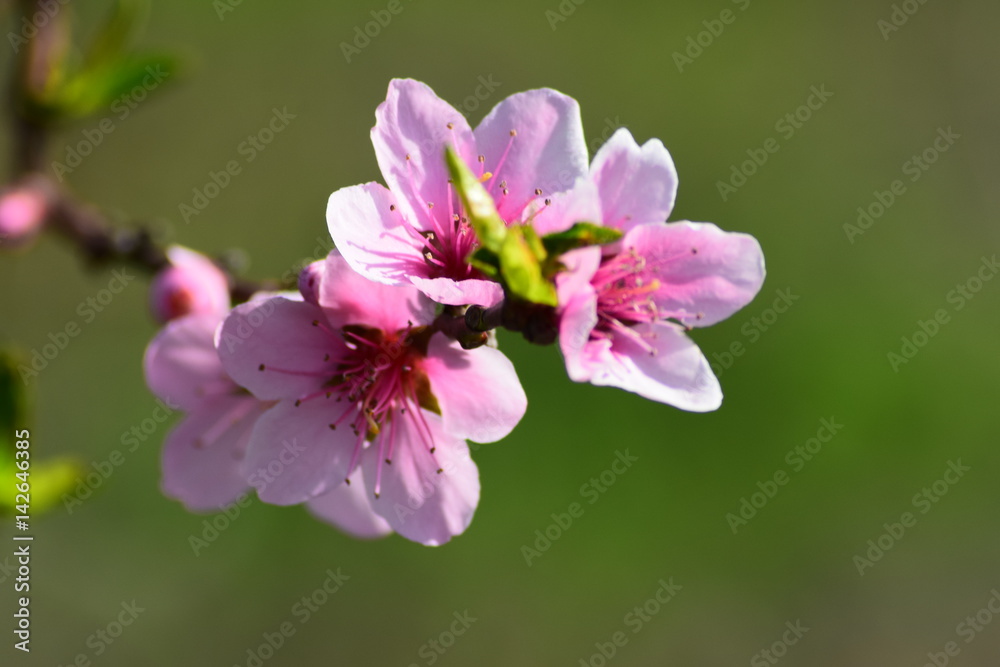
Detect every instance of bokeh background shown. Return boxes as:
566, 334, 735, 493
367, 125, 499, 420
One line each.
2, 0, 999, 665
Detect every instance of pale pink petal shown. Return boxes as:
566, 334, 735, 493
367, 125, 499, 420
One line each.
217, 297, 340, 401
144, 314, 231, 411
364, 412, 479, 546
326, 182, 430, 288
242, 398, 357, 505
590, 128, 677, 232
371, 79, 477, 228
523, 178, 602, 237
588, 322, 722, 411
475, 88, 589, 221
161, 395, 265, 511
423, 336, 527, 443
149, 246, 231, 323
557, 281, 600, 383
306, 470, 393, 540
408, 275, 503, 307
315, 252, 436, 331
625, 221, 765, 327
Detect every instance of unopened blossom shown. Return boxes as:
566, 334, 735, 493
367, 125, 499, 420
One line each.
544, 129, 766, 410
149, 245, 230, 323
0, 184, 47, 245
217, 251, 527, 545
327, 78, 589, 307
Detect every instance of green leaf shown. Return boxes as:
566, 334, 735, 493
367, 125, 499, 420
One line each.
541, 222, 623, 256
55, 52, 181, 118
468, 247, 500, 279
84, 0, 152, 70
500, 227, 558, 307
444, 146, 508, 253
0, 458, 83, 515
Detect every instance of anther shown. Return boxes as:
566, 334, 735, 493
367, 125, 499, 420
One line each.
258, 363, 266, 371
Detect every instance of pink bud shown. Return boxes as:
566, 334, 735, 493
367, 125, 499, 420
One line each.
298, 259, 327, 306
150, 246, 230, 323
0, 186, 47, 245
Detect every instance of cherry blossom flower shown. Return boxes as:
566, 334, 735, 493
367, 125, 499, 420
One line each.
546, 129, 766, 410
217, 251, 527, 545
327, 78, 589, 307
144, 312, 268, 511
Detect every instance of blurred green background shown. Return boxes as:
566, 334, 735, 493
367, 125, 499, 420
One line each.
2, 0, 999, 665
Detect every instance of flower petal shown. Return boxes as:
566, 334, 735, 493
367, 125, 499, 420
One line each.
160, 395, 264, 511
371, 79, 477, 228
326, 182, 430, 288
624, 221, 766, 327
408, 275, 503, 307
523, 177, 603, 237
364, 412, 479, 546
144, 314, 231, 411
315, 252, 437, 331
475, 88, 589, 221
588, 322, 722, 411
423, 335, 527, 443
242, 398, 358, 505
217, 297, 338, 401
590, 128, 678, 232
306, 470, 393, 540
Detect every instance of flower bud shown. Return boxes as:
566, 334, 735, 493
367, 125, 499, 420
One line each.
0, 185, 47, 246
149, 246, 230, 323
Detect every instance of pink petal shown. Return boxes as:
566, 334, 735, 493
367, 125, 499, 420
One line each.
588, 322, 722, 411
423, 336, 527, 443
242, 398, 357, 505
624, 221, 766, 327
590, 128, 677, 233
371, 79, 477, 229
144, 314, 231, 411
161, 395, 265, 511
364, 411, 479, 546
474, 88, 589, 221
306, 470, 393, 540
315, 252, 436, 331
326, 182, 430, 288
217, 297, 339, 401
523, 178, 603, 237
557, 281, 600, 383
408, 275, 503, 307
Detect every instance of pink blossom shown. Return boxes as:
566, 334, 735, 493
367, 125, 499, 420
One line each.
144, 312, 267, 511
217, 251, 527, 545
327, 78, 589, 307
0, 184, 47, 244
549, 129, 766, 410
149, 246, 230, 323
